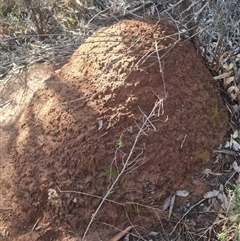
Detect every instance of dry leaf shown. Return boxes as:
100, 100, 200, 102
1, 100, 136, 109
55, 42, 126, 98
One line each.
229, 131, 240, 150
97, 119, 103, 130
162, 195, 172, 211
212, 197, 221, 211
227, 86, 239, 101
218, 213, 226, 219
227, 63, 234, 71
176, 190, 189, 197
224, 76, 235, 86
1, 228, 8, 238
213, 72, 231, 80
204, 190, 219, 199
169, 195, 175, 219
230, 139, 240, 151
225, 140, 230, 148
223, 63, 229, 69
232, 130, 239, 139
233, 161, 240, 172
148, 231, 159, 237
217, 193, 223, 202
221, 193, 230, 211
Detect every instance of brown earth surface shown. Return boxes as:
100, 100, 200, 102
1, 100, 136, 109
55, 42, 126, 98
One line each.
0, 19, 229, 240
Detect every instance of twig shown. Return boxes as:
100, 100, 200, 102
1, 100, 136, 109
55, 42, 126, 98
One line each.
82, 98, 165, 240
52, 93, 97, 107
213, 149, 239, 157
32, 218, 41, 230
224, 171, 237, 187
58, 186, 166, 215
81, 36, 168, 239
170, 198, 206, 236
180, 134, 188, 149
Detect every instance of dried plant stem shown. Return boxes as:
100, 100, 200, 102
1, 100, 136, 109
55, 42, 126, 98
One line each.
170, 198, 206, 236
81, 37, 168, 240
81, 97, 165, 240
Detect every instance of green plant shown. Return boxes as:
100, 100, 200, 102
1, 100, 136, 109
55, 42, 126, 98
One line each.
199, 151, 210, 164
116, 136, 124, 148
194, 149, 210, 164
211, 106, 219, 119
217, 231, 227, 241
216, 185, 240, 241
102, 164, 117, 180
234, 184, 240, 211
209, 104, 220, 129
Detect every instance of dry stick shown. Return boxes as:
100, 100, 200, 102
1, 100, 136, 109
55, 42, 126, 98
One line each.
81, 98, 165, 240
87, 6, 111, 25
150, 2, 161, 21
58, 163, 169, 238
81, 37, 167, 240
170, 198, 206, 236
125, 155, 147, 174
197, 215, 232, 241
225, 171, 237, 187
180, 1, 205, 24
93, 35, 174, 87
58, 187, 165, 216
52, 94, 96, 107
113, 147, 126, 176
194, 1, 209, 20
214, 0, 234, 63
138, 106, 157, 131
89, 1, 154, 23
213, 149, 239, 157
123, 207, 144, 241
155, 40, 167, 99
82, 40, 167, 239
119, 36, 182, 85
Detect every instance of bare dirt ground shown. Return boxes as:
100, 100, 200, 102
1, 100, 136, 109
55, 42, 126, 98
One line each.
0, 19, 229, 241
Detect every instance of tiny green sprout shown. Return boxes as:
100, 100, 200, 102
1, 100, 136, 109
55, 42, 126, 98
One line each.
116, 137, 123, 148
216, 232, 226, 241
211, 106, 218, 118
103, 165, 116, 180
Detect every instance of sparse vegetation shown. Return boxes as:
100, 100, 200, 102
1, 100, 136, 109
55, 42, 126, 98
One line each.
215, 185, 240, 241
102, 164, 117, 181
116, 137, 124, 148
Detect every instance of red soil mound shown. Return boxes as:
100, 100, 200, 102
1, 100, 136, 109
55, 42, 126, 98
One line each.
2, 19, 228, 240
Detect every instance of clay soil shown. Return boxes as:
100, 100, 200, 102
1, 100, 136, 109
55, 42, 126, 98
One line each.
0, 19, 229, 240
